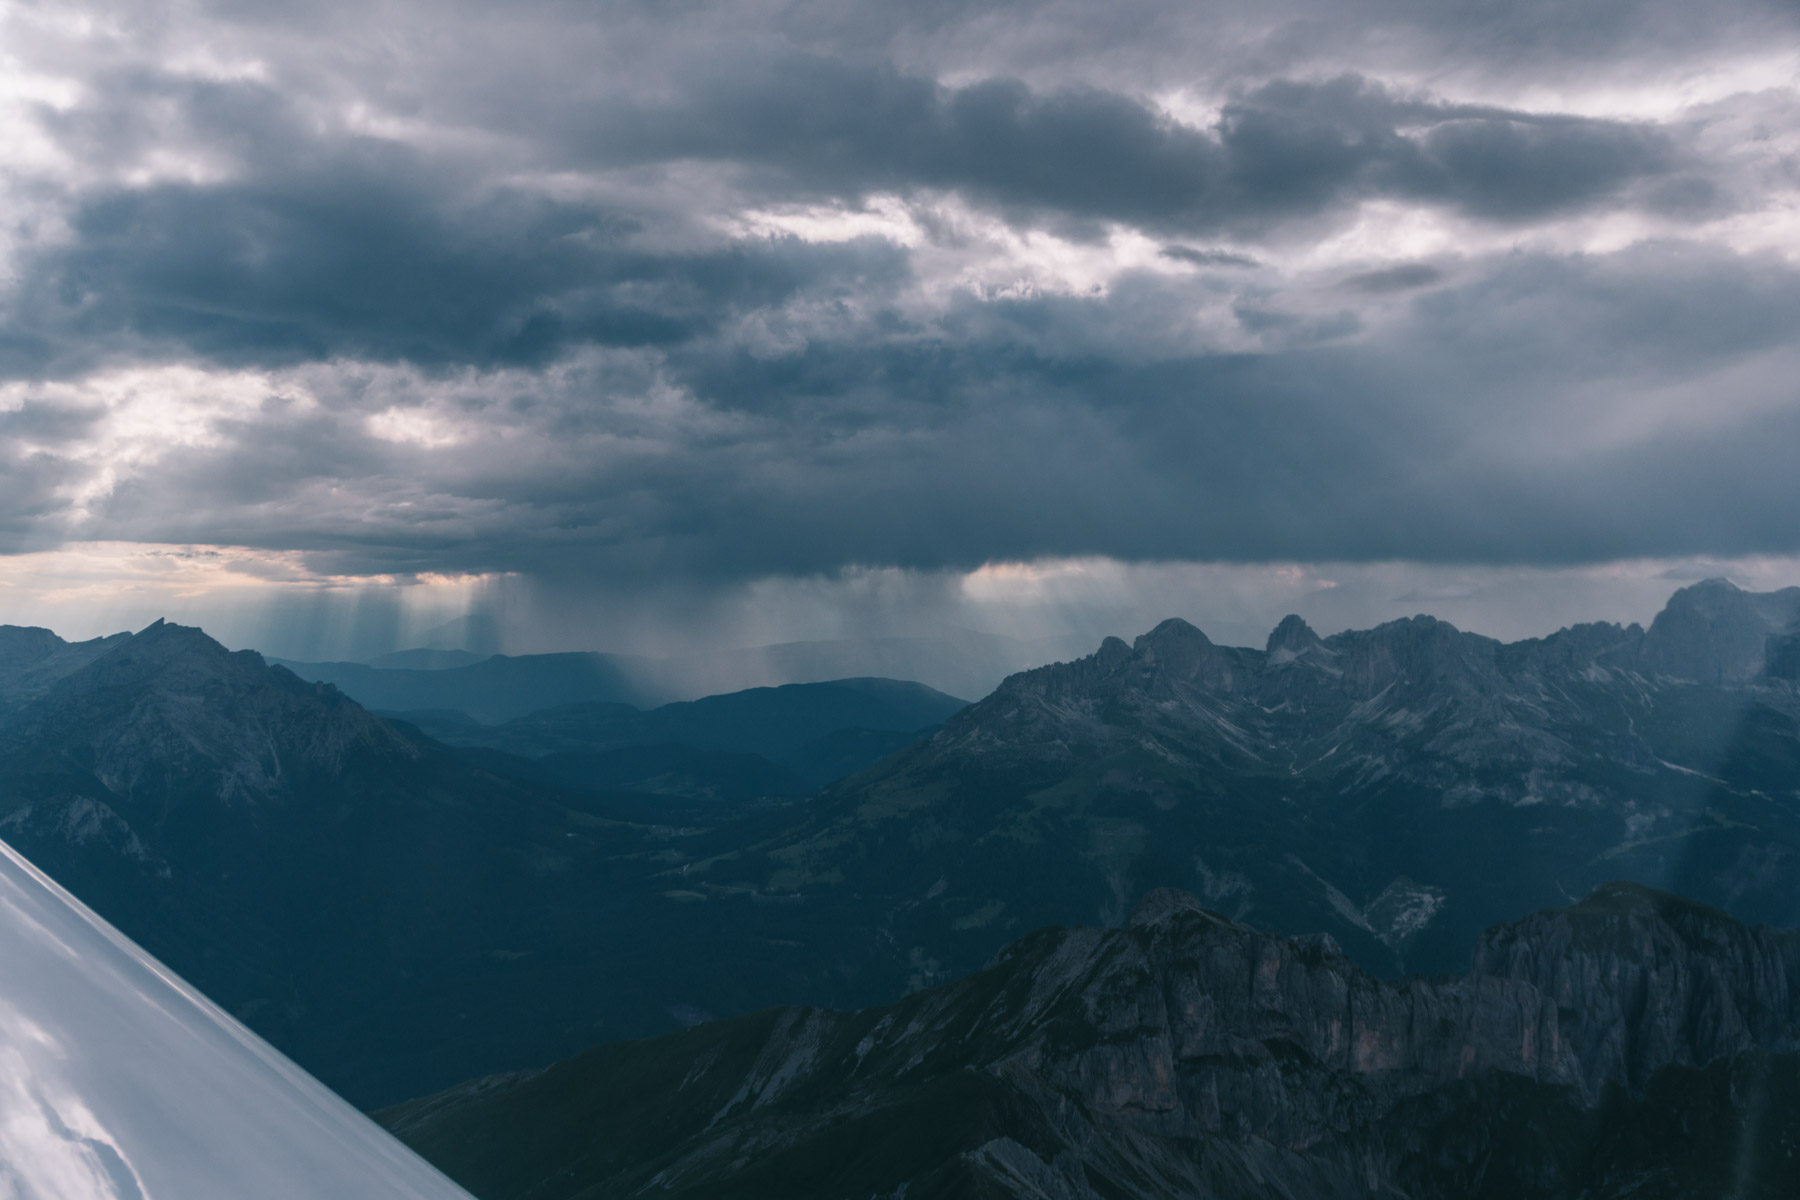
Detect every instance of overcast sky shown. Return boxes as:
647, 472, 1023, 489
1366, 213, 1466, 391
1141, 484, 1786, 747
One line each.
2, 0, 1798, 659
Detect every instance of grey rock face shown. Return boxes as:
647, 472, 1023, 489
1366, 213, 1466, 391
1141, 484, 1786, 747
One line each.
0, 796, 168, 876
986, 884, 1800, 1195
387, 883, 1800, 1200
1470, 883, 1800, 1096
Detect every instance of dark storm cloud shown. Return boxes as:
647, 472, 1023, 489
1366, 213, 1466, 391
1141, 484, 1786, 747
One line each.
0, 61, 1700, 386
1216, 75, 1692, 224
1404, 115, 1686, 220
24, 178, 903, 371
2, 0, 1797, 593
499, 0, 1800, 94
7, 81, 909, 376
566, 61, 1692, 235
683, 243, 1800, 568
51, 240, 1800, 584
0, 9, 1734, 387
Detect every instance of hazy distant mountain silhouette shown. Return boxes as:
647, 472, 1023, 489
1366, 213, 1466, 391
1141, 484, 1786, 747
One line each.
397, 676, 968, 794
276, 631, 1076, 721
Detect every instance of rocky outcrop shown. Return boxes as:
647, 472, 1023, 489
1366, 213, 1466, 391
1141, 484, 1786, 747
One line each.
383, 883, 1800, 1200
1471, 883, 1800, 1096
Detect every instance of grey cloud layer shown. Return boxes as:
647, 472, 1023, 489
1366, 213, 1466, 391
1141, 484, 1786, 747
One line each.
40, 241, 1800, 582
575, 65, 1694, 233
9, 70, 910, 375
5, 59, 1710, 375
1, 0, 1796, 582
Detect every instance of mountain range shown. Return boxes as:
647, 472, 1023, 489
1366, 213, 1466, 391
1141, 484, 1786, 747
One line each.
2, 578, 1797, 1124
380, 881, 1800, 1199
674, 577, 1800, 1001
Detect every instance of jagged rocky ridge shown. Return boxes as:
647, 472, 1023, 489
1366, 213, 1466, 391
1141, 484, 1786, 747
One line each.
679, 579, 1800, 992
918, 576, 1800, 809
381, 882, 1800, 1199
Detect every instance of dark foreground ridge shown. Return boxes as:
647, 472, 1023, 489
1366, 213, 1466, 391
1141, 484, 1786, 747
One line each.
381, 882, 1800, 1200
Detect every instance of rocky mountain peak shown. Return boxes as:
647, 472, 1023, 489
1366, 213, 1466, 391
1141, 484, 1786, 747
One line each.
1128, 617, 1245, 688
61, 620, 325, 712
1325, 613, 1503, 699
1687, 575, 1742, 594
1640, 578, 1800, 682
1654, 577, 1747, 625
1566, 878, 1727, 919
1485, 880, 1747, 961
105, 618, 245, 667
1264, 613, 1322, 662
928, 578, 1800, 816
1365, 612, 1460, 645
1131, 616, 1212, 656
1092, 635, 1131, 671
0, 619, 415, 805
